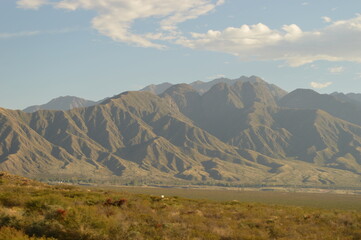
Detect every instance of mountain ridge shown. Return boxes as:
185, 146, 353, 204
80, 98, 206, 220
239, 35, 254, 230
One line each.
2, 77, 361, 187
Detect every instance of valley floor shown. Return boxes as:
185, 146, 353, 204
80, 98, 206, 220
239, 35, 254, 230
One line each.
91, 184, 361, 211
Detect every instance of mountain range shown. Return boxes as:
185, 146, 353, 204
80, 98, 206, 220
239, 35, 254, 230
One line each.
2, 76, 361, 187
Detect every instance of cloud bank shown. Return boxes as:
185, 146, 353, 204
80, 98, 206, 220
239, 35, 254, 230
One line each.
17, 0, 361, 66
178, 15, 361, 66
17, 0, 224, 49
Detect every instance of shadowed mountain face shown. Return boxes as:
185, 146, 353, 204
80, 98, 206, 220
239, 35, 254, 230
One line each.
279, 89, 361, 126
2, 78, 361, 186
23, 96, 97, 113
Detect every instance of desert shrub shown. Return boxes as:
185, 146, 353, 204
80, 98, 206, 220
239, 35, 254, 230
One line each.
25, 218, 104, 240
62, 191, 87, 199
84, 195, 103, 206
25, 200, 49, 214
0, 213, 20, 229
0, 226, 55, 240
25, 221, 62, 239
29, 190, 53, 197
0, 192, 26, 208
351, 230, 361, 240
44, 206, 67, 221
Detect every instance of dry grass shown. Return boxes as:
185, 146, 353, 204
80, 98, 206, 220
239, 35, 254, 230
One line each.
1, 172, 361, 239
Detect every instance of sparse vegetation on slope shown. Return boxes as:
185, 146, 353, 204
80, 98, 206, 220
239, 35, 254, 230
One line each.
1, 172, 361, 240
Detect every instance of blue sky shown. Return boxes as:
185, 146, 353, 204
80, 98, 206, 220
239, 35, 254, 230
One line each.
1, 0, 361, 109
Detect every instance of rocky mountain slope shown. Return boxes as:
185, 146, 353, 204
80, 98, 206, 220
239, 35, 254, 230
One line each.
279, 89, 361, 127
2, 76, 361, 186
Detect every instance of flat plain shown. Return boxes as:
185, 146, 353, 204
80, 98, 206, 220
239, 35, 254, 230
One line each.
108, 186, 361, 211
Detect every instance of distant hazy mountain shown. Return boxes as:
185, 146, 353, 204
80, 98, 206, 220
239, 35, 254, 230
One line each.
279, 89, 361, 126
23, 96, 97, 113
2, 77, 361, 186
141, 82, 173, 95
141, 75, 287, 100
331, 92, 361, 105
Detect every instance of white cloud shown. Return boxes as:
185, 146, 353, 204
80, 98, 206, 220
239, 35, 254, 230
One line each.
207, 74, 225, 79
17, 0, 224, 48
0, 31, 40, 39
310, 81, 333, 89
322, 16, 332, 23
0, 28, 80, 40
301, 2, 309, 6
328, 66, 344, 74
17, 0, 48, 9
177, 15, 361, 66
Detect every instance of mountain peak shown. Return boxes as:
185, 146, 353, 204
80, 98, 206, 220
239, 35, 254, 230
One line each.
290, 88, 319, 95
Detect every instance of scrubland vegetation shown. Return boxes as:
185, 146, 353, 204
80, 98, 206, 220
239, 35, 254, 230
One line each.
1, 172, 361, 240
